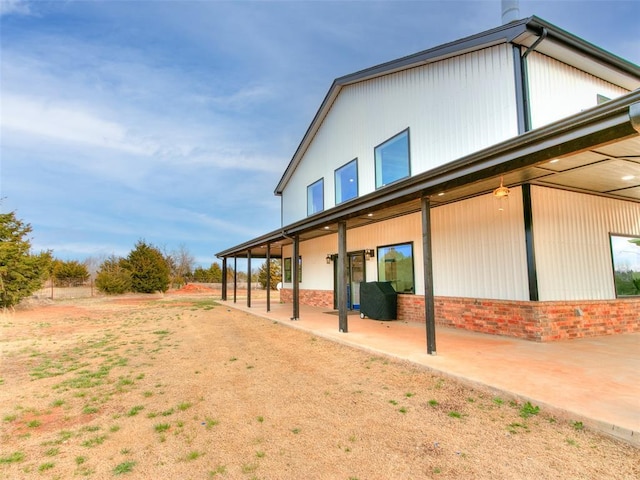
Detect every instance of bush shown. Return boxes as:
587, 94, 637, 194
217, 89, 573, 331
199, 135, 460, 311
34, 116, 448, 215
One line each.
95, 256, 132, 295
53, 259, 90, 287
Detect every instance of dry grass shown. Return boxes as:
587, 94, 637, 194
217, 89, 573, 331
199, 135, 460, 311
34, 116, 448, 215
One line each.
1, 294, 637, 479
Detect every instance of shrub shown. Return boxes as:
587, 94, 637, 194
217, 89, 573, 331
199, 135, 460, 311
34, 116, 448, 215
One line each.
95, 256, 131, 295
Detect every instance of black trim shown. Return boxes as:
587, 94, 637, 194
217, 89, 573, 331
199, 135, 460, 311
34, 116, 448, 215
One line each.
421, 196, 436, 355
522, 184, 539, 301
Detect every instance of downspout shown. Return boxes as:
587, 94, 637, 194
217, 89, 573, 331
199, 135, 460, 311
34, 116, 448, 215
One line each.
519, 27, 546, 302
520, 27, 547, 132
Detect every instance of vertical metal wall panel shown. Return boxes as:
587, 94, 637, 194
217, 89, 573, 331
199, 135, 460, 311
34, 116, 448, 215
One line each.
281, 44, 518, 225
289, 189, 531, 301
532, 186, 640, 301
430, 188, 529, 300
527, 51, 630, 130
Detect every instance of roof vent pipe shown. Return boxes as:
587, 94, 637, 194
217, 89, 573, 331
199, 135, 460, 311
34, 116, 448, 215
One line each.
501, 0, 520, 24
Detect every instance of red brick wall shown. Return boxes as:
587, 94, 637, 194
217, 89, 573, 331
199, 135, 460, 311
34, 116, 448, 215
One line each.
398, 295, 640, 342
280, 288, 333, 309
281, 289, 639, 341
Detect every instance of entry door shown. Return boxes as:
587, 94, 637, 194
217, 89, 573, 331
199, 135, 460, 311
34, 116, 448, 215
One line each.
333, 251, 366, 310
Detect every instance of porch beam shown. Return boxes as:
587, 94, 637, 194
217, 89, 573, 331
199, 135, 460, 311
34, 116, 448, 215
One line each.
421, 196, 436, 355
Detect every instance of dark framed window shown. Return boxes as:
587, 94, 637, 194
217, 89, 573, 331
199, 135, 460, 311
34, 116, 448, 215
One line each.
335, 158, 358, 204
377, 242, 415, 293
307, 178, 324, 216
283, 256, 302, 283
609, 234, 640, 297
375, 129, 410, 188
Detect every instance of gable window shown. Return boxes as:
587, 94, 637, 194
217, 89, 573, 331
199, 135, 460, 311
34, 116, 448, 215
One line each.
377, 242, 415, 294
307, 178, 324, 216
335, 159, 358, 204
375, 129, 410, 188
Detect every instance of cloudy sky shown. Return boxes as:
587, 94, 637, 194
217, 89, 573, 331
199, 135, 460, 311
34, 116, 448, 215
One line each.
1, 0, 639, 269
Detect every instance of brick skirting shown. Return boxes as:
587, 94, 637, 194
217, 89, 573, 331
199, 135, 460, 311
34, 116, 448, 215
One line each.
282, 289, 640, 341
280, 288, 334, 309
399, 295, 640, 341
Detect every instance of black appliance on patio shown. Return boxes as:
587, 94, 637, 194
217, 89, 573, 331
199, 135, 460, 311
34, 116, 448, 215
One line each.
359, 281, 397, 320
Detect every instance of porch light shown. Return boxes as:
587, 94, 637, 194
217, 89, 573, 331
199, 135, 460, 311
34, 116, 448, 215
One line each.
364, 249, 375, 260
326, 254, 333, 264
493, 176, 510, 199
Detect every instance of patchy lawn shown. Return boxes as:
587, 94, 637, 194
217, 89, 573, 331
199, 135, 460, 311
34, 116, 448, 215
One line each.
1, 294, 637, 479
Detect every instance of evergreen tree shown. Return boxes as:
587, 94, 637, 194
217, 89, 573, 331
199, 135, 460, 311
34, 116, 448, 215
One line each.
123, 240, 170, 293
0, 211, 52, 308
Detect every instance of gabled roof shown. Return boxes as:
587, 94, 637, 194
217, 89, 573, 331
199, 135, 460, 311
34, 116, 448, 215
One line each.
274, 16, 640, 195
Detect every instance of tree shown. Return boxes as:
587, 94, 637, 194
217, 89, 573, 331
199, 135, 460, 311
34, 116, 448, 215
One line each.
0, 211, 52, 308
257, 260, 282, 290
166, 244, 195, 287
52, 259, 90, 287
192, 262, 222, 283
123, 240, 170, 293
95, 255, 131, 295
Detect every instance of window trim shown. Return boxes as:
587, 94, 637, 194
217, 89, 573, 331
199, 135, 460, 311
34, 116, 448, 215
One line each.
376, 241, 415, 294
334, 158, 359, 205
374, 128, 411, 189
283, 256, 302, 284
307, 178, 324, 216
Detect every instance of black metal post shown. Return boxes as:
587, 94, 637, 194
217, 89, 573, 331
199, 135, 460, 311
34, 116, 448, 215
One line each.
233, 256, 237, 303
292, 235, 300, 320
421, 196, 436, 355
247, 250, 252, 308
221, 258, 227, 301
266, 243, 271, 312
338, 221, 348, 333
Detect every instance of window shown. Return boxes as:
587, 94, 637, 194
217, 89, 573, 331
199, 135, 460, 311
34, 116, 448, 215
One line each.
377, 242, 415, 293
375, 129, 410, 188
307, 178, 324, 216
284, 257, 292, 283
283, 257, 302, 283
335, 159, 358, 204
610, 234, 640, 297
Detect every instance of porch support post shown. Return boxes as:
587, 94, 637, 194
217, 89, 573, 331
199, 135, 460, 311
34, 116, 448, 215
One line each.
247, 250, 252, 308
421, 195, 436, 355
233, 256, 237, 303
266, 243, 271, 312
292, 235, 300, 320
221, 258, 227, 301
337, 220, 348, 333
522, 184, 539, 301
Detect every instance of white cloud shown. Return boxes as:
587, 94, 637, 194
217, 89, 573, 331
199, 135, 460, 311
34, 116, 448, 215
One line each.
0, 0, 30, 17
1, 93, 155, 156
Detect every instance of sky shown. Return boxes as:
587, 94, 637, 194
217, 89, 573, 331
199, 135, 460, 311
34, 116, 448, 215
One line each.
1, 0, 639, 269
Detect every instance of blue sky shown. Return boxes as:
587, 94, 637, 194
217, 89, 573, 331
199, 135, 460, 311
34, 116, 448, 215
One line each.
1, 0, 639, 269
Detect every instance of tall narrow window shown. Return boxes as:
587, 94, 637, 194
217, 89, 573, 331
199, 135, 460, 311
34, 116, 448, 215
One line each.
375, 129, 410, 188
307, 178, 324, 216
283, 256, 302, 283
335, 159, 358, 204
377, 242, 415, 293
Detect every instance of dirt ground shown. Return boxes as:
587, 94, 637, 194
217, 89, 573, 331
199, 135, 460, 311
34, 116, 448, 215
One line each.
1, 291, 638, 479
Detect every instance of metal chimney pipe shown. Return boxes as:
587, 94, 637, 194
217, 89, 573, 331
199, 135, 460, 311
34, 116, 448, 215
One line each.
501, 0, 520, 24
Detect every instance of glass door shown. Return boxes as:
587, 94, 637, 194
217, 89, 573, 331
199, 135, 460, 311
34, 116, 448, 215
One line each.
333, 251, 366, 310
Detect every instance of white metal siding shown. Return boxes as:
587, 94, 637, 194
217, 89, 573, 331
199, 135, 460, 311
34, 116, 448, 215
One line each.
281, 44, 518, 225
527, 51, 630, 130
285, 189, 530, 301
431, 188, 529, 300
532, 186, 640, 300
